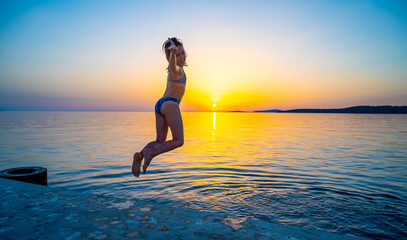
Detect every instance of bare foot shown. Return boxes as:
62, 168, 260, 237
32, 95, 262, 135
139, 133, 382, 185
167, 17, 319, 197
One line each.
142, 149, 153, 174
132, 152, 142, 177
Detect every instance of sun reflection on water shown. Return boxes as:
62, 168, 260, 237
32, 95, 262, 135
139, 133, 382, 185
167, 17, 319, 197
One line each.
212, 112, 217, 155
2, 112, 406, 240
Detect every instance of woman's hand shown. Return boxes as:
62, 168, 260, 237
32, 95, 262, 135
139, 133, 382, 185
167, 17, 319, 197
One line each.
168, 38, 178, 55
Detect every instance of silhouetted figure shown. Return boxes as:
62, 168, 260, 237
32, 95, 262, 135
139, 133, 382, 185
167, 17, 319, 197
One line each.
132, 37, 187, 177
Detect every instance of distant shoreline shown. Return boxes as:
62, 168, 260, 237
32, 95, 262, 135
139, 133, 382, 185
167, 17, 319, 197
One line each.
254, 105, 407, 114
1, 105, 407, 113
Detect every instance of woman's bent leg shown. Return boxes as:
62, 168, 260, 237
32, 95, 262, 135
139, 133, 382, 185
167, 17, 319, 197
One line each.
140, 113, 169, 156
143, 101, 184, 174
132, 113, 169, 177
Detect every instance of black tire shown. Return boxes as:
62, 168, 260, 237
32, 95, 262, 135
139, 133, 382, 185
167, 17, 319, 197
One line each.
0, 167, 47, 186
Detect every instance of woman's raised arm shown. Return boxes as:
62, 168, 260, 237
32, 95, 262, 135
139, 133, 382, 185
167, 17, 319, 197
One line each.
168, 38, 182, 74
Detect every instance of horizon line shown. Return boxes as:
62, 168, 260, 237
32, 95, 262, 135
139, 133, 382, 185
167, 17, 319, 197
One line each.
1, 105, 406, 113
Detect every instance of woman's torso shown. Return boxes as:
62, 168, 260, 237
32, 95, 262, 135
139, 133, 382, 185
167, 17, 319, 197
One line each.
162, 68, 186, 102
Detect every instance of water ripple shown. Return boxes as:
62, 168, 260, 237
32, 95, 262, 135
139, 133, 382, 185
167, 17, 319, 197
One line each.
1, 112, 407, 240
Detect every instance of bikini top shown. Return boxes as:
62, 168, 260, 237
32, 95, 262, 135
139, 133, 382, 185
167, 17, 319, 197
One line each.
167, 70, 187, 85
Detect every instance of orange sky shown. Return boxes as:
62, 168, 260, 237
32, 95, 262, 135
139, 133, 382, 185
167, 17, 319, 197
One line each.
1, 1, 406, 111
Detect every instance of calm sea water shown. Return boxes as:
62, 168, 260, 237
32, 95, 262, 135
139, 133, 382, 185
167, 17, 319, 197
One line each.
0, 111, 406, 239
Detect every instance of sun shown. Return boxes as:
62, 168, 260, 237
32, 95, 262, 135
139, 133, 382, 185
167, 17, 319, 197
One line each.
213, 103, 216, 108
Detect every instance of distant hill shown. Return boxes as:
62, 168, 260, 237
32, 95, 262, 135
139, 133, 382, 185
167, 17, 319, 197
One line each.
268, 105, 407, 114
254, 109, 283, 113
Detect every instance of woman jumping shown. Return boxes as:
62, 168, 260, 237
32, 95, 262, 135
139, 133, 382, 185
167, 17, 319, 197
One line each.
132, 37, 187, 177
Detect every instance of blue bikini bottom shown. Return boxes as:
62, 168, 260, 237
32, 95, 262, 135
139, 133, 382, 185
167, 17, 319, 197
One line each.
154, 97, 180, 116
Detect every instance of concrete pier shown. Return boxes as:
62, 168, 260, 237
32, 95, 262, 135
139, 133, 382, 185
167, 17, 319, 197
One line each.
0, 178, 366, 240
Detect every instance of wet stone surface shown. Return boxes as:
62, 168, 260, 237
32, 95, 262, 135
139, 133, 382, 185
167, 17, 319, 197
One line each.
0, 178, 366, 240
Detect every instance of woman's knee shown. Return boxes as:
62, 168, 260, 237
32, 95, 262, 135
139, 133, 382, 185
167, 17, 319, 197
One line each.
175, 139, 184, 147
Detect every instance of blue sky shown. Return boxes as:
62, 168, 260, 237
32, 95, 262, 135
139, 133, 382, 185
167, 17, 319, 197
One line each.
1, 0, 406, 111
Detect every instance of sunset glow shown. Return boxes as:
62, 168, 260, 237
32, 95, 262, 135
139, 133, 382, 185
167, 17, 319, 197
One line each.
0, 0, 406, 111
